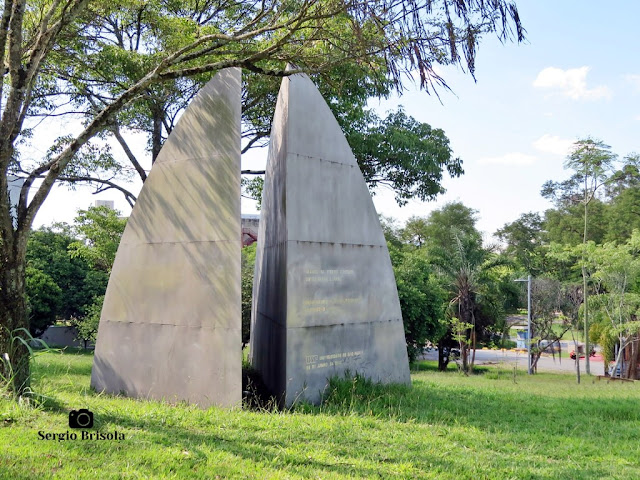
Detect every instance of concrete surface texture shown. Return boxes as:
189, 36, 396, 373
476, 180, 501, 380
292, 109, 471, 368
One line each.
250, 72, 411, 406
91, 68, 242, 408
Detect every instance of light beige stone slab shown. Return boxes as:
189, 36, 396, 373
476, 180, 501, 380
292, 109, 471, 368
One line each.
91, 68, 242, 408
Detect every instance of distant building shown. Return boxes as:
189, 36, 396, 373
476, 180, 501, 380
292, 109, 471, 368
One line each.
241, 214, 259, 246
94, 199, 115, 209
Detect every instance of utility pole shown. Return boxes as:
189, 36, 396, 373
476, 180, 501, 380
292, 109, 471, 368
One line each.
515, 276, 532, 375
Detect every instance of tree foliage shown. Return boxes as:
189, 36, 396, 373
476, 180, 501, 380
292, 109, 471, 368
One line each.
388, 241, 446, 363
1, 0, 524, 394
241, 243, 257, 348
543, 138, 617, 375
68, 206, 127, 273
24, 266, 62, 336
496, 212, 545, 274
397, 202, 509, 373
348, 108, 463, 205
67, 206, 125, 343
25, 226, 109, 336
499, 138, 640, 377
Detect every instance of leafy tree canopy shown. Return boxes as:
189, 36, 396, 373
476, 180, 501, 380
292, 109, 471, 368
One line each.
68, 206, 127, 272
495, 212, 545, 275
25, 227, 109, 335
1, 0, 524, 394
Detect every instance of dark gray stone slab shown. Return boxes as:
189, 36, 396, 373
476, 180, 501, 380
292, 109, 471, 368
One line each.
91, 68, 242, 408
250, 72, 411, 406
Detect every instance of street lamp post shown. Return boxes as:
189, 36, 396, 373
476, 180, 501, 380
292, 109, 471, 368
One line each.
515, 275, 532, 375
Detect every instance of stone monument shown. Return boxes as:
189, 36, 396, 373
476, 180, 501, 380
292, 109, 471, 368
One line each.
250, 72, 411, 406
91, 68, 242, 408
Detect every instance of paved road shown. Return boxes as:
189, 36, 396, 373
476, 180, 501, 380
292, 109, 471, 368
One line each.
421, 348, 607, 374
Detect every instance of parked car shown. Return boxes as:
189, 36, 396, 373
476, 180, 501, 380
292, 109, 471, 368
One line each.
569, 346, 596, 359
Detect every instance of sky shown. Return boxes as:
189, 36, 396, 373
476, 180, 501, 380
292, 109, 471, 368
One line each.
31, 1, 640, 243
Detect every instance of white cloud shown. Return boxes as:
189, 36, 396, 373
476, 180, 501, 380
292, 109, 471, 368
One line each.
533, 66, 611, 100
478, 152, 536, 166
532, 134, 574, 156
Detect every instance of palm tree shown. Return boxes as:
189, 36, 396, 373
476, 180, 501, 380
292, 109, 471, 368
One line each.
433, 231, 505, 374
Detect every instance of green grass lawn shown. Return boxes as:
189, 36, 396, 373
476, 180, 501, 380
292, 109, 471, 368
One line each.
1, 350, 639, 479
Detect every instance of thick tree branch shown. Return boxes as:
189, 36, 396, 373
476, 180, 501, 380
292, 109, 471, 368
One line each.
111, 125, 147, 182
0, 0, 27, 153
7, 0, 25, 91
58, 175, 137, 207
0, 0, 13, 105
241, 132, 269, 154
21, 56, 243, 230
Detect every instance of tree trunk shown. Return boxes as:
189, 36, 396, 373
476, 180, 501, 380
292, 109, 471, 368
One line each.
0, 237, 31, 395
151, 103, 164, 164
583, 177, 591, 375
629, 338, 638, 379
532, 352, 541, 373
461, 342, 469, 374
437, 339, 449, 371
583, 264, 590, 375
469, 329, 476, 373
611, 336, 627, 378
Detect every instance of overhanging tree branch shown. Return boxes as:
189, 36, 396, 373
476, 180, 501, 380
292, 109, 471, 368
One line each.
111, 125, 147, 183
58, 175, 137, 207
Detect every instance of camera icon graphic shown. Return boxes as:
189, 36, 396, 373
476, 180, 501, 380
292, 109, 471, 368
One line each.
69, 409, 94, 429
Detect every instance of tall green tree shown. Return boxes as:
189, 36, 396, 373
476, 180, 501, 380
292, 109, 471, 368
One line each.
382, 217, 447, 362
495, 212, 545, 275
438, 232, 502, 374
587, 231, 640, 378
411, 202, 507, 373
67, 206, 126, 344
388, 243, 446, 363
25, 227, 107, 336
542, 138, 617, 375
1, 0, 525, 395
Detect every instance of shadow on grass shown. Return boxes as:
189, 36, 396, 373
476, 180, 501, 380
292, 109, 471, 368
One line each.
48, 406, 481, 479
41, 387, 625, 480
22, 351, 639, 479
